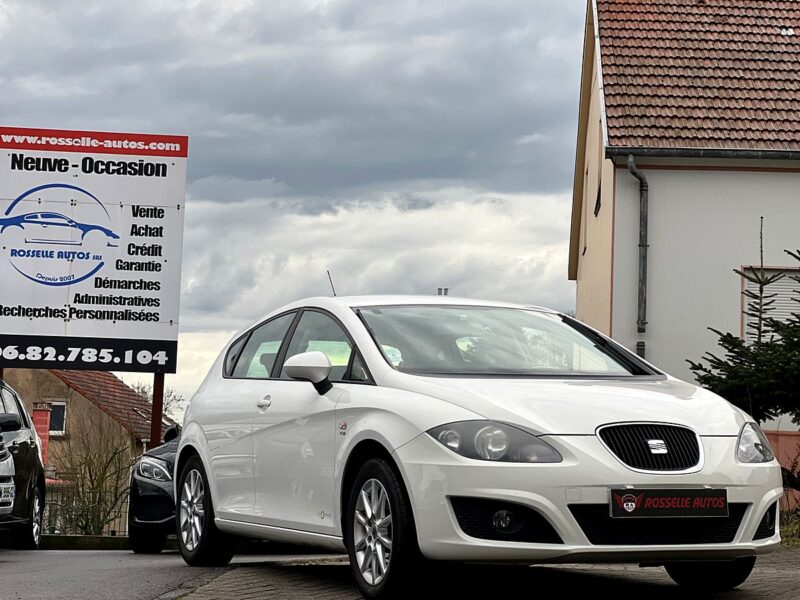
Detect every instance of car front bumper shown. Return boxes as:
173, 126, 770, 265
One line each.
129, 473, 175, 533
0, 455, 14, 517
394, 433, 783, 562
0, 480, 14, 517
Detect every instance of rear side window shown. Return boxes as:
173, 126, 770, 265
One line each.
231, 312, 296, 379
224, 335, 248, 377
0, 389, 20, 418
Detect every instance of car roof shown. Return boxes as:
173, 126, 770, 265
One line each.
286, 295, 557, 313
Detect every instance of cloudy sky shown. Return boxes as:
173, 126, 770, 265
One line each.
1, 0, 586, 405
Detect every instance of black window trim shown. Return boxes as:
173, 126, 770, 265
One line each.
223, 307, 375, 386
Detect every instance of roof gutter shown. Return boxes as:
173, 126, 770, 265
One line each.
607, 146, 800, 161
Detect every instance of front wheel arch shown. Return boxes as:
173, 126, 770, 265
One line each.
175, 445, 200, 496
339, 439, 418, 545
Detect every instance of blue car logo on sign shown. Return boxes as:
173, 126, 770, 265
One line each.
0, 183, 118, 286
0, 211, 119, 247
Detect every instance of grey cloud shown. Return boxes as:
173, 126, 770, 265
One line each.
179, 186, 575, 333
0, 0, 583, 195
2, 1, 584, 395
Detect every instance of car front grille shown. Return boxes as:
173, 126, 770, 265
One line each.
598, 423, 701, 472
569, 503, 747, 545
0, 435, 8, 462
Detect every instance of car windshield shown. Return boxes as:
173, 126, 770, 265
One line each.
357, 305, 653, 377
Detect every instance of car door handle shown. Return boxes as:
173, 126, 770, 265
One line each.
256, 395, 272, 409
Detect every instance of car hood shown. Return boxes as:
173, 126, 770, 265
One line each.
392, 375, 747, 436
143, 439, 178, 466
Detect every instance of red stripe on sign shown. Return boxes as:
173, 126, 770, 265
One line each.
0, 127, 188, 158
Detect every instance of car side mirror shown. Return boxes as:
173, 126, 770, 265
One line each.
284, 351, 333, 394
163, 424, 181, 443
0, 413, 22, 432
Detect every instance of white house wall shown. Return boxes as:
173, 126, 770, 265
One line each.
613, 167, 800, 381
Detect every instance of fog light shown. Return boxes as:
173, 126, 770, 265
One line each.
492, 509, 514, 531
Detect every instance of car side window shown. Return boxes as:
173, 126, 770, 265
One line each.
224, 334, 248, 377
231, 312, 296, 379
349, 352, 371, 383
13, 395, 30, 428
0, 389, 20, 418
281, 311, 353, 381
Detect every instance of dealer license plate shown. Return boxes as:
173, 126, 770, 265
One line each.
610, 488, 728, 518
0, 483, 14, 503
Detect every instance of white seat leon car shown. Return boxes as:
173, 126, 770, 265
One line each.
176, 296, 782, 597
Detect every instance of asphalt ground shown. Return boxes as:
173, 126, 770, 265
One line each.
0, 547, 797, 600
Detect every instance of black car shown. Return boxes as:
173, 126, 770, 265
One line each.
128, 426, 180, 553
0, 381, 46, 549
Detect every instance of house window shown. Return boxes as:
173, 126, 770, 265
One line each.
49, 402, 67, 437
742, 267, 800, 343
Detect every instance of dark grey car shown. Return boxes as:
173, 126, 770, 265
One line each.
128, 427, 179, 553
0, 380, 46, 549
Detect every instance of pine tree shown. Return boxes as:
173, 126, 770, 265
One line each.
764, 248, 800, 424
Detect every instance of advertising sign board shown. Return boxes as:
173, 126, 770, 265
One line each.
0, 127, 187, 372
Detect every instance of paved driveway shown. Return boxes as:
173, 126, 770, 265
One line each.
0, 547, 797, 599
185, 548, 800, 599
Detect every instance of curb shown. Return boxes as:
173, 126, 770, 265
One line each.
39, 534, 179, 551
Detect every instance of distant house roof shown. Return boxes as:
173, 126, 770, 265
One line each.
597, 0, 800, 152
49, 370, 173, 443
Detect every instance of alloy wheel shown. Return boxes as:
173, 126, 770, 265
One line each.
179, 469, 206, 551
31, 493, 41, 545
353, 478, 393, 585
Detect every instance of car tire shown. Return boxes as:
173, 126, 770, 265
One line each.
665, 557, 757, 591
14, 486, 43, 550
345, 457, 421, 599
177, 455, 236, 566
129, 522, 168, 554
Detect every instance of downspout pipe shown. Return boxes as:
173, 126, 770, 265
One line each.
627, 154, 648, 337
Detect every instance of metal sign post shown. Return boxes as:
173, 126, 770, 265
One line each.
150, 372, 165, 446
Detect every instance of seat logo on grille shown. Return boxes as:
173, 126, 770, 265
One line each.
647, 439, 668, 454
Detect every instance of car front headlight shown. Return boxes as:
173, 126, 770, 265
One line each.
427, 421, 562, 463
737, 422, 775, 464
137, 457, 173, 481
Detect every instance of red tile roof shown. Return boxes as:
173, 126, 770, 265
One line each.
597, 0, 800, 150
49, 370, 172, 443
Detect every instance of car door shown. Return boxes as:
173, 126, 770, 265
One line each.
251, 309, 353, 534
206, 311, 297, 521
0, 387, 36, 520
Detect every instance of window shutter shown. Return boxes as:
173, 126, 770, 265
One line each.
744, 269, 800, 343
